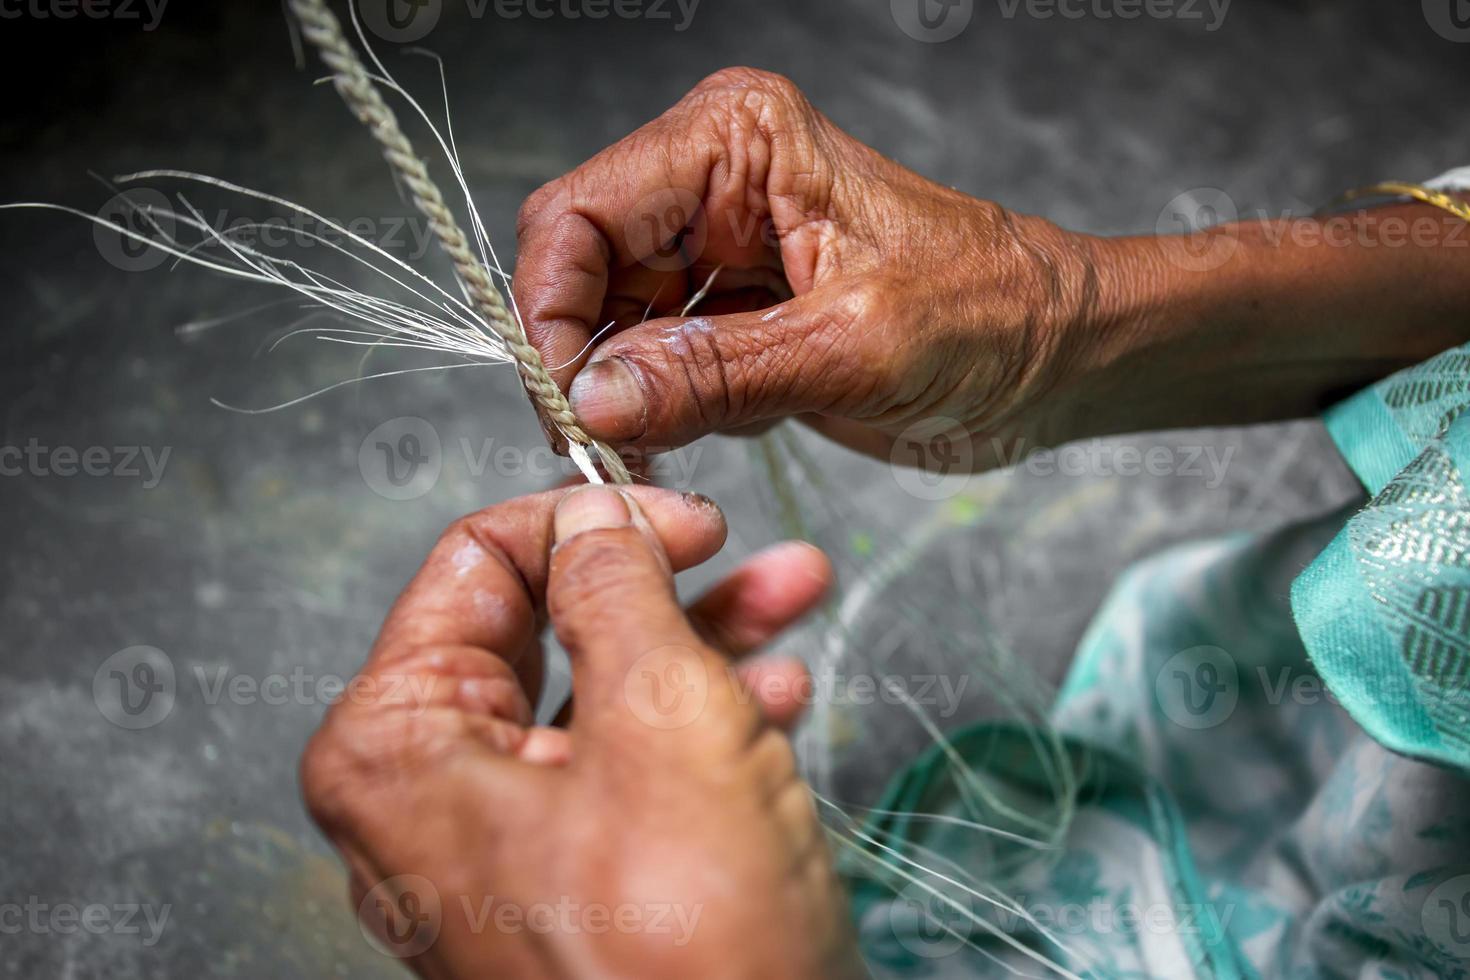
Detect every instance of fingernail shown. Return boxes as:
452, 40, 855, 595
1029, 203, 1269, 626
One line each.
554, 485, 632, 542
569, 358, 647, 442
681, 491, 719, 511
769, 540, 832, 585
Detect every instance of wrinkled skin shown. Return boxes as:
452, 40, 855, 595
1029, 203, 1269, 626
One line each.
514, 68, 1470, 470
305, 69, 1470, 980
301, 486, 866, 980
513, 66, 1100, 469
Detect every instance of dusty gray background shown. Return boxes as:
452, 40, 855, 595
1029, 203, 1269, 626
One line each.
2, 0, 1467, 976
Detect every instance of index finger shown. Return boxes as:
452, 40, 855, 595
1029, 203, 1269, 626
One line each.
510, 206, 612, 391
511, 102, 728, 389
370, 486, 728, 707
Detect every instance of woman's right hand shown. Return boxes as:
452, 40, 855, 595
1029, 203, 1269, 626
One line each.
512, 66, 1107, 471
514, 67, 1470, 473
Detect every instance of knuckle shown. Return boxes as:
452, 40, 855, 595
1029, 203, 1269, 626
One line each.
687, 67, 808, 140
830, 280, 908, 411
515, 180, 564, 240
442, 513, 476, 546
441, 509, 514, 564
515, 190, 546, 240
433, 515, 487, 567
299, 722, 368, 835
693, 66, 803, 108
749, 726, 801, 790
824, 281, 891, 367
299, 707, 467, 839
838, 278, 890, 327
416, 515, 498, 593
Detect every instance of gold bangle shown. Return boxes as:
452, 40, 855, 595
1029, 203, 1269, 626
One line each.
1335, 181, 1470, 223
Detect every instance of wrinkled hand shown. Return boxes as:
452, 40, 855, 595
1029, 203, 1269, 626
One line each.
300, 485, 864, 979
514, 67, 1101, 469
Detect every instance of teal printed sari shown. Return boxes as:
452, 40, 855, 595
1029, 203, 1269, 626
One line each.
854, 343, 1470, 979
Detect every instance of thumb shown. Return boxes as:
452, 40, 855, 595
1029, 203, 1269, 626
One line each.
567, 284, 882, 449
547, 486, 760, 748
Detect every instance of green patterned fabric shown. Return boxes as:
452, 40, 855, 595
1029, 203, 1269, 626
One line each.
1294, 346, 1470, 772
854, 343, 1470, 978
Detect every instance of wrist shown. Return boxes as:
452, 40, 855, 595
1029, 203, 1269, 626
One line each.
1047, 204, 1470, 438
963, 208, 1108, 412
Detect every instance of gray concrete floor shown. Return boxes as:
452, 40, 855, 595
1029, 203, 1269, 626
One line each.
1, 1, 1466, 976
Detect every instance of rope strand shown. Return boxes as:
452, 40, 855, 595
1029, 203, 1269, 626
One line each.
288, 0, 631, 484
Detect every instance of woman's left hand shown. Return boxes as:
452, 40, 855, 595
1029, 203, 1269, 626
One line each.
300, 485, 864, 979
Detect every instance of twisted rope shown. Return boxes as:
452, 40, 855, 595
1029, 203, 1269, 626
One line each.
289, 0, 630, 484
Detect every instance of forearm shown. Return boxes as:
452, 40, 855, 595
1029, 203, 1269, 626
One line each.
1055, 202, 1470, 439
